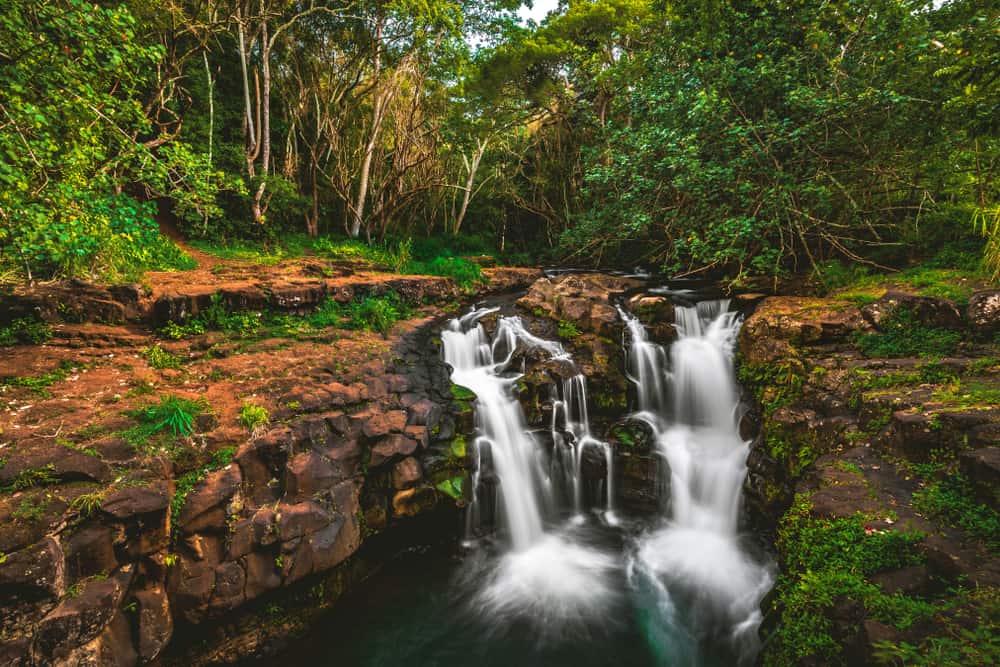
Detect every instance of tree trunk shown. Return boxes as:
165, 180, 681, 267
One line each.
252, 1, 270, 226
349, 17, 383, 238
453, 137, 488, 235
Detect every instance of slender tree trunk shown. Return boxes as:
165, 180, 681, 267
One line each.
453, 138, 487, 235
252, 1, 270, 225
237, 5, 257, 180
350, 17, 383, 238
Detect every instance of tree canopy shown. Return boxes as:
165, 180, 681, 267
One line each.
0, 0, 997, 283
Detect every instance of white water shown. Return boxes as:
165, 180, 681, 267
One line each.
443, 309, 618, 632
623, 300, 774, 663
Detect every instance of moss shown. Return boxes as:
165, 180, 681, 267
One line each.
449, 383, 476, 401
738, 360, 806, 416
2, 465, 58, 493
764, 495, 929, 666
0, 317, 52, 346
853, 306, 963, 358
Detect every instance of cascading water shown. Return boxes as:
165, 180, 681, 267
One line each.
623, 300, 774, 665
442, 308, 619, 635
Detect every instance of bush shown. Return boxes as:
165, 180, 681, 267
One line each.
346, 292, 410, 334
144, 344, 181, 369
239, 402, 269, 432
127, 395, 207, 440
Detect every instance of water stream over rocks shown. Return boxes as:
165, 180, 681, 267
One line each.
284, 295, 773, 666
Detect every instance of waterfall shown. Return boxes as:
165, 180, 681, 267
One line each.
623, 300, 773, 663
442, 309, 619, 634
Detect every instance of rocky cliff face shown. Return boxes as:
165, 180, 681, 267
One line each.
0, 269, 539, 666
738, 289, 1000, 665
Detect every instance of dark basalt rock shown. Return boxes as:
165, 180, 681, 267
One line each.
967, 289, 1000, 337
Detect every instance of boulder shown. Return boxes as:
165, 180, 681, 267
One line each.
31, 566, 133, 662
391, 457, 423, 489
177, 465, 242, 534
392, 486, 437, 517
134, 586, 173, 662
862, 291, 963, 330
0, 537, 65, 600
101, 482, 170, 520
967, 289, 1000, 337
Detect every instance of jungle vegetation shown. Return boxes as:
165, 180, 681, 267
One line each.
0, 0, 997, 284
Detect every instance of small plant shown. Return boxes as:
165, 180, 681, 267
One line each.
164, 553, 178, 567
345, 292, 410, 334
144, 344, 181, 369
557, 320, 581, 339
912, 475, 1000, 550
2, 360, 77, 396
70, 490, 105, 517
239, 401, 270, 432
12, 496, 48, 522
3, 465, 58, 492
0, 317, 52, 346
127, 395, 208, 445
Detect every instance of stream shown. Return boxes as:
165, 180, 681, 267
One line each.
276, 297, 773, 666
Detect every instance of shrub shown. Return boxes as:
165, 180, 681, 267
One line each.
144, 344, 181, 369
127, 395, 207, 441
345, 292, 410, 334
239, 402, 270, 432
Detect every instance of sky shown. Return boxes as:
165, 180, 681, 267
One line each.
518, 0, 561, 24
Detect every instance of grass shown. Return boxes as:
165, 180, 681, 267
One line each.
0, 317, 52, 346
144, 344, 181, 369
12, 495, 49, 522
766, 494, 930, 666
813, 256, 988, 308
2, 465, 58, 492
124, 394, 208, 451
912, 475, 1000, 551
931, 379, 1000, 408
853, 306, 963, 358
1, 360, 77, 396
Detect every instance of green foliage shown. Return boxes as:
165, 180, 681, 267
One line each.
912, 475, 1000, 551
450, 383, 476, 401
2, 465, 58, 492
0, 318, 52, 346
126, 395, 207, 446
557, 320, 581, 339
737, 361, 805, 415
238, 402, 269, 432
159, 293, 260, 339
1, 360, 76, 396
12, 495, 49, 522
344, 292, 411, 334
854, 307, 963, 358
931, 380, 1000, 408
766, 495, 929, 665
435, 475, 464, 501
872, 590, 1000, 667
70, 490, 105, 518
144, 344, 181, 369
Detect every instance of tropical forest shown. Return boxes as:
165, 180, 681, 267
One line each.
1, 1, 998, 666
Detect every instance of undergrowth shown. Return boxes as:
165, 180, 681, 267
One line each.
766, 495, 930, 666
853, 306, 963, 358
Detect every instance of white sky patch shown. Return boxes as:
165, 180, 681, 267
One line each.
518, 0, 561, 24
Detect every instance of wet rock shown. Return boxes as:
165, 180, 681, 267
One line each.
391, 457, 422, 489
210, 561, 246, 612
167, 557, 215, 623
967, 289, 1000, 337
243, 551, 282, 601
871, 565, 932, 596
392, 486, 437, 517
740, 297, 868, 365
626, 295, 674, 324
407, 398, 442, 429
